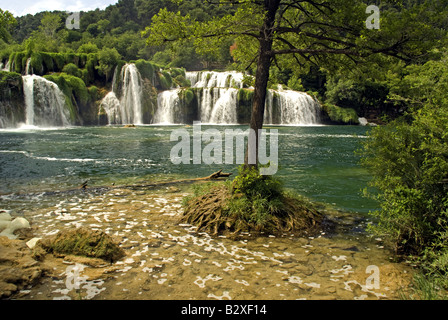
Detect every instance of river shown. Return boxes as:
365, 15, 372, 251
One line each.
0, 125, 415, 300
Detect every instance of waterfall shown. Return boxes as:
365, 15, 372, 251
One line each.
187, 71, 244, 89
22, 75, 71, 127
25, 58, 32, 75
120, 64, 143, 125
100, 92, 121, 125
189, 71, 241, 124
99, 63, 144, 125
154, 71, 321, 125
154, 89, 181, 124
2, 61, 10, 72
265, 89, 321, 125
198, 88, 238, 124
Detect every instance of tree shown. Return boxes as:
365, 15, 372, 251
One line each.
96, 47, 121, 82
39, 13, 62, 39
0, 9, 16, 43
144, 0, 444, 169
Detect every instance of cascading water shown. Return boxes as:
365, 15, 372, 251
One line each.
22, 75, 71, 127
120, 64, 143, 125
190, 71, 241, 124
265, 89, 321, 125
155, 70, 321, 125
100, 63, 144, 125
100, 92, 121, 125
187, 71, 244, 89
25, 58, 32, 75
154, 89, 182, 124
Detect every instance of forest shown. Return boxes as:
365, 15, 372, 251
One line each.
1, 0, 445, 124
1, 0, 448, 300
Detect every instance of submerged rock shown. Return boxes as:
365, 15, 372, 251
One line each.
36, 227, 125, 262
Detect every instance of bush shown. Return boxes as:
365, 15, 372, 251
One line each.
360, 104, 448, 263
322, 103, 359, 124
62, 63, 81, 78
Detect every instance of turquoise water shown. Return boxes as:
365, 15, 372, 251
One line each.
0, 125, 377, 213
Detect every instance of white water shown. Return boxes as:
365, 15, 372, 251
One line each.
199, 88, 239, 124
22, 75, 71, 127
154, 89, 181, 124
25, 58, 32, 75
120, 64, 143, 125
187, 71, 244, 89
2, 61, 10, 72
155, 71, 321, 125
100, 92, 122, 125
100, 63, 144, 125
266, 89, 321, 125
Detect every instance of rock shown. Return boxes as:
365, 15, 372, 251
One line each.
0, 236, 43, 299
0, 217, 31, 239
37, 227, 125, 262
358, 117, 369, 126
26, 237, 42, 249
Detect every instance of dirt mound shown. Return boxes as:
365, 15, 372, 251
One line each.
180, 184, 323, 237
36, 227, 125, 262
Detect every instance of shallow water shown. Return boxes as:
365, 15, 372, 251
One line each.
12, 185, 414, 300
0, 125, 415, 300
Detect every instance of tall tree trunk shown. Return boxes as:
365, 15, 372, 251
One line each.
246, 0, 280, 168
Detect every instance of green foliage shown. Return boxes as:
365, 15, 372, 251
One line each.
360, 103, 448, 264
77, 42, 99, 54
96, 47, 121, 81
0, 9, 16, 43
30, 52, 43, 74
321, 103, 359, 125
134, 59, 156, 80
231, 165, 283, 201
62, 63, 82, 78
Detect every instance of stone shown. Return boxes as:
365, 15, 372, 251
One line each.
37, 227, 126, 262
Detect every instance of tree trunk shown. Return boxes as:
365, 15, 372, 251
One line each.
245, 0, 280, 168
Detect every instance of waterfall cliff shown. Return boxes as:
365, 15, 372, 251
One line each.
22, 75, 71, 127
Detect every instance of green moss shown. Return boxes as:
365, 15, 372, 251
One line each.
37, 227, 125, 262
158, 71, 173, 90
134, 59, 155, 81
173, 74, 190, 87
44, 73, 90, 123
30, 52, 43, 75
236, 88, 253, 124
40, 52, 54, 72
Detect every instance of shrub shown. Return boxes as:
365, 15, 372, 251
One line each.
62, 63, 81, 78
360, 104, 448, 260
322, 103, 359, 124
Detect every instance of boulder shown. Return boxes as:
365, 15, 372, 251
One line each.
36, 227, 125, 262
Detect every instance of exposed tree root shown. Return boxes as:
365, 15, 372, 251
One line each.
180, 184, 323, 238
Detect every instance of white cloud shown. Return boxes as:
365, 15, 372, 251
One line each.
0, 0, 118, 17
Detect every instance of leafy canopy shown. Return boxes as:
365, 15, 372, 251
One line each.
0, 9, 16, 43
143, 0, 445, 74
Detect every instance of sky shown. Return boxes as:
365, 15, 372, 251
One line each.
0, 0, 119, 17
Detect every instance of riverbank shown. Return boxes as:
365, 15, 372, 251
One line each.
1, 183, 415, 300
